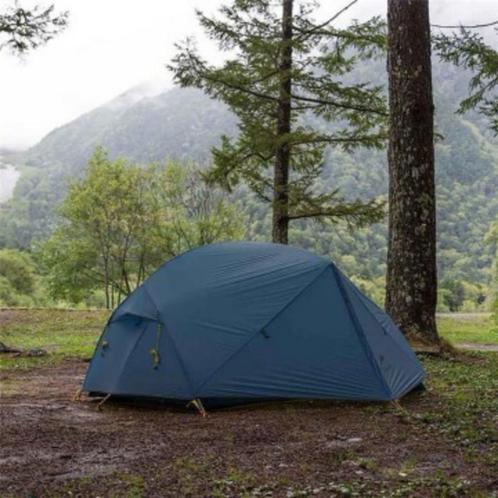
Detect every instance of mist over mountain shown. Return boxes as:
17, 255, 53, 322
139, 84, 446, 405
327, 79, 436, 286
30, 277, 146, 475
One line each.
1, 60, 498, 289
22, 86, 236, 168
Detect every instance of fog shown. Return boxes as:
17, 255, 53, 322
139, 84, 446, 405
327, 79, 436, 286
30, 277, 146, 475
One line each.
0, 0, 496, 150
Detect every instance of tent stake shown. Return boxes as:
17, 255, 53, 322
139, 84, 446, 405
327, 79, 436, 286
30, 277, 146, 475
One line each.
97, 393, 111, 411
73, 388, 82, 401
391, 399, 409, 415
189, 398, 207, 417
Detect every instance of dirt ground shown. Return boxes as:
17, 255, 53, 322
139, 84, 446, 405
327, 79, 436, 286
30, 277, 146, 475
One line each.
1, 360, 496, 497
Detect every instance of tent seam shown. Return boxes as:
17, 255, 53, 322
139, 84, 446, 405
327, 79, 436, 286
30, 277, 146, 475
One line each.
345, 282, 426, 394
331, 265, 392, 400
348, 282, 424, 365
193, 263, 331, 396
142, 284, 197, 398
349, 284, 425, 365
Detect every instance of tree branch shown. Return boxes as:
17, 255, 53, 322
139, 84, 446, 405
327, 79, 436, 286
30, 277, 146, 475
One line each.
290, 93, 387, 116
294, 0, 359, 40
432, 20, 498, 29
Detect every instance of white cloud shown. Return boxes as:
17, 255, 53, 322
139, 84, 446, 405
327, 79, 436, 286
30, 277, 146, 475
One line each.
0, 0, 496, 149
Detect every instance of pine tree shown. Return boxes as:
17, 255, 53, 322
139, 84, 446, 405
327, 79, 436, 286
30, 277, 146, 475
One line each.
169, 0, 387, 244
0, 2, 68, 55
385, 0, 439, 345
434, 27, 498, 136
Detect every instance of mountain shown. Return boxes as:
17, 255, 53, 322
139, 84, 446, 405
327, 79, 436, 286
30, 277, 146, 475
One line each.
22, 86, 236, 168
0, 86, 237, 247
1, 61, 498, 295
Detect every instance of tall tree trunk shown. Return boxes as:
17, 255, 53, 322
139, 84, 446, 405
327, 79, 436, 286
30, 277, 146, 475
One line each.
385, 0, 439, 344
272, 0, 293, 244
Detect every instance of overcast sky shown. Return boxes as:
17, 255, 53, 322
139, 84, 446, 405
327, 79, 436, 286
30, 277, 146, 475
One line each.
0, 0, 497, 150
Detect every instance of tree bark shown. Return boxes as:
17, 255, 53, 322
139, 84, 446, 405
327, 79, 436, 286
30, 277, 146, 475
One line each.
385, 0, 439, 344
272, 0, 293, 244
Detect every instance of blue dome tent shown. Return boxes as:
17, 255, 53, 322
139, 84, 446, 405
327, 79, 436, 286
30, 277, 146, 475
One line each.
83, 242, 425, 408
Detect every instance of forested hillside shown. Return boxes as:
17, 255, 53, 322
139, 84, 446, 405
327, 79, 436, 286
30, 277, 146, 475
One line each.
1, 60, 497, 302
22, 86, 237, 168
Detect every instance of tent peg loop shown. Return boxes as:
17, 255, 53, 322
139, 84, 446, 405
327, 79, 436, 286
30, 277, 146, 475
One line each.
97, 393, 112, 411
188, 398, 207, 417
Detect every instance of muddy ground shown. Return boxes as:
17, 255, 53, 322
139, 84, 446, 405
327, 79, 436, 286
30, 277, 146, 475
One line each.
1, 360, 497, 497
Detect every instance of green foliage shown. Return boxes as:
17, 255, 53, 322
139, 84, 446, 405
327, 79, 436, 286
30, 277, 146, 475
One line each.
350, 275, 385, 306
483, 221, 498, 320
440, 279, 465, 312
0, 2, 68, 55
159, 162, 246, 253
0, 275, 24, 307
38, 148, 244, 306
170, 0, 387, 232
0, 248, 44, 306
1, 61, 497, 297
0, 248, 35, 295
434, 27, 498, 135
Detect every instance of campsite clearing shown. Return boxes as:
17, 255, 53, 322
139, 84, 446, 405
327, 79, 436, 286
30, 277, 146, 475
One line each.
1, 310, 497, 497
1, 355, 497, 497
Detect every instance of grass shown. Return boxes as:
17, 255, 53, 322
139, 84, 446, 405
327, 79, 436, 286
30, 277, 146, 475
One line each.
437, 313, 498, 345
0, 309, 109, 370
420, 352, 498, 456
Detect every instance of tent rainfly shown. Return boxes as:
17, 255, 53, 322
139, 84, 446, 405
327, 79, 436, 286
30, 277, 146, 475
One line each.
83, 242, 425, 408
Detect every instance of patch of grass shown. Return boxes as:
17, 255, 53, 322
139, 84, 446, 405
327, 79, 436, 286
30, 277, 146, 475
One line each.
57, 473, 145, 498
171, 456, 261, 498
120, 473, 146, 498
418, 352, 498, 464
437, 313, 498, 345
172, 455, 215, 496
326, 448, 357, 467
285, 474, 474, 498
212, 468, 256, 498
356, 457, 378, 473
0, 309, 108, 370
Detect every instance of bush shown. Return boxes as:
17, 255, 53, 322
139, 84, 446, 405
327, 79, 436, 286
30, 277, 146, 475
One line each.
0, 249, 36, 295
0, 275, 34, 307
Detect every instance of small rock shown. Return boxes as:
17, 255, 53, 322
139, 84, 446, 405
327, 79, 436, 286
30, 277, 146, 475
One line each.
347, 437, 362, 443
26, 348, 48, 357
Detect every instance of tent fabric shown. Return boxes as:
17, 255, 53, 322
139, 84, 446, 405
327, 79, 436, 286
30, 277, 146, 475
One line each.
83, 241, 425, 403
